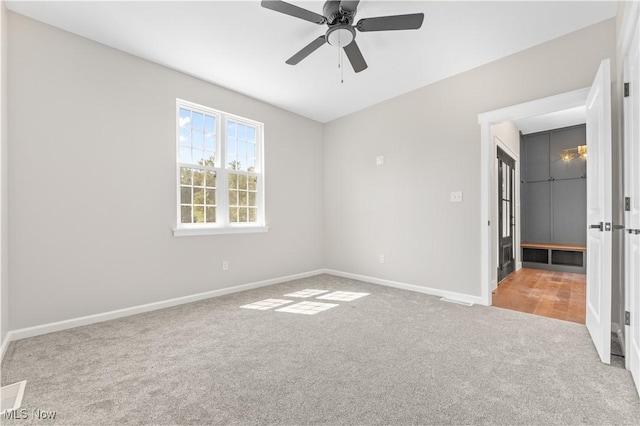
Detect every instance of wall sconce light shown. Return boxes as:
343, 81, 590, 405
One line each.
561, 145, 587, 161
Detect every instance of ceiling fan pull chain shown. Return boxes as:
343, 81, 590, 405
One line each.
337, 31, 344, 84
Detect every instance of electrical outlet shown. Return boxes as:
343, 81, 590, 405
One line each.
379, 255, 385, 264
222, 261, 229, 271
376, 156, 385, 166
450, 191, 463, 202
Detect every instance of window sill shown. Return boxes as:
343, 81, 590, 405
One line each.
173, 225, 269, 237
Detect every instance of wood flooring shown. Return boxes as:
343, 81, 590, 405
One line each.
492, 268, 586, 324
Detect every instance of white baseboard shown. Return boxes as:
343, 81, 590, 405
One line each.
323, 269, 484, 306
2, 269, 324, 358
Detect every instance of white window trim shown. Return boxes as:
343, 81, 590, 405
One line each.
173, 99, 267, 237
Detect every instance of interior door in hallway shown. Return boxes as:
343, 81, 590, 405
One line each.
585, 58, 612, 365
497, 146, 516, 282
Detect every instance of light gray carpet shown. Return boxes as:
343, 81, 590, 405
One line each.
1, 274, 639, 425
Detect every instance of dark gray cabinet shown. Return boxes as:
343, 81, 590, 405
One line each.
525, 181, 551, 242
521, 125, 586, 246
524, 132, 550, 182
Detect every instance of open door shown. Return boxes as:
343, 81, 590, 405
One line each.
585, 58, 612, 364
497, 147, 516, 282
624, 21, 640, 396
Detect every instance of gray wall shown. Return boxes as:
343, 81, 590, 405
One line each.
7, 13, 325, 330
323, 19, 615, 297
1, 1, 8, 345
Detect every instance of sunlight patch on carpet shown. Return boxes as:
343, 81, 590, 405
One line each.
276, 301, 339, 315
284, 289, 329, 298
317, 291, 369, 302
240, 299, 293, 310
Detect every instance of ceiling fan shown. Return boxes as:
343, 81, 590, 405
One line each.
261, 0, 425, 73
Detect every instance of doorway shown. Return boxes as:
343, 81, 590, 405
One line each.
479, 62, 614, 367
497, 146, 516, 282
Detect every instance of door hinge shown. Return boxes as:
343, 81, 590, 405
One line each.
605, 222, 612, 232
625, 82, 630, 97
629, 229, 640, 235
625, 197, 631, 211
625, 311, 631, 326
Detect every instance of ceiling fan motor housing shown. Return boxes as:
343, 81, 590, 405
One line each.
323, 0, 354, 26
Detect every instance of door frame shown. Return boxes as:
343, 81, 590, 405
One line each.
478, 88, 590, 306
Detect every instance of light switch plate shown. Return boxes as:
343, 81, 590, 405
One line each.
450, 191, 463, 202
376, 156, 384, 165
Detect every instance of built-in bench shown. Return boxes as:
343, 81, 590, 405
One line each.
521, 242, 587, 274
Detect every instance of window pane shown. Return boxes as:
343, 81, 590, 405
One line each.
248, 143, 255, 158
192, 112, 204, 129
227, 138, 236, 155
248, 192, 256, 206
229, 189, 238, 205
180, 206, 192, 223
192, 130, 204, 149
192, 149, 205, 166
239, 191, 248, 206
238, 123, 247, 140
238, 140, 247, 157
229, 173, 238, 189
194, 206, 205, 223
248, 208, 257, 222
228, 121, 237, 137
247, 127, 256, 142
248, 176, 257, 191
205, 132, 215, 151
206, 207, 216, 223
247, 158, 256, 171
193, 170, 204, 186
203, 151, 215, 167
180, 168, 192, 185
205, 171, 216, 188
179, 109, 191, 130
229, 207, 238, 223
205, 115, 215, 133
179, 146, 192, 164
179, 128, 190, 145
239, 208, 248, 222
180, 186, 192, 204
193, 188, 204, 204
239, 174, 247, 190
227, 155, 238, 170
205, 189, 215, 205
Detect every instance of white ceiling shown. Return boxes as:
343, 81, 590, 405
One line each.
6, 1, 617, 123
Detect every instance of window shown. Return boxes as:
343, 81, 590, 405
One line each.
175, 100, 266, 236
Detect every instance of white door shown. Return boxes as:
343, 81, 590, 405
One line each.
586, 58, 612, 365
624, 21, 640, 396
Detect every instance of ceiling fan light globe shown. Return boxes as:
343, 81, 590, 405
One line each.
326, 26, 355, 47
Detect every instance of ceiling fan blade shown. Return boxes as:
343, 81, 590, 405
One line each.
286, 36, 327, 65
343, 40, 368, 73
356, 13, 424, 32
261, 0, 326, 25
340, 1, 360, 13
